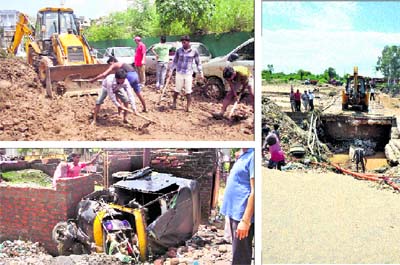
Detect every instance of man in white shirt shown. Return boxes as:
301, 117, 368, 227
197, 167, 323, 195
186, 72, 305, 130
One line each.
308, 90, 315, 111
91, 69, 137, 125
370, 87, 375, 101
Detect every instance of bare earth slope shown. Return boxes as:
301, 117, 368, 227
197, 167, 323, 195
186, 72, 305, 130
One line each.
0, 58, 253, 141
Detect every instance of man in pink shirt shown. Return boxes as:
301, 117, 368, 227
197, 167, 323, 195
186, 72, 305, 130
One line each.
53, 152, 101, 188
134, 36, 146, 86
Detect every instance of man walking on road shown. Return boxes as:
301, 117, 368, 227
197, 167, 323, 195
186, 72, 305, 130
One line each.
168, 35, 203, 112
134, 36, 146, 86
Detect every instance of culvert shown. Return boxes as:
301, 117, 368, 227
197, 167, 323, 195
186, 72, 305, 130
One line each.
318, 114, 397, 170
318, 114, 395, 151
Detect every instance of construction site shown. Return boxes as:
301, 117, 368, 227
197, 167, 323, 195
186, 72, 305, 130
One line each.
262, 78, 400, 263
0, 5, 254, 141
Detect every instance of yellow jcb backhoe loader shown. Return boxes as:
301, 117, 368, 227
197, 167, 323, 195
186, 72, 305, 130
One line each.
342, 66, 369, 112
8, 7, 111, 97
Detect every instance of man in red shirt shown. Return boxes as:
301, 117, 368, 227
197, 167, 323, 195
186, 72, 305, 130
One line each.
134, 36, 146, 86
294, 89, 301, 112
53, 151, 101, 188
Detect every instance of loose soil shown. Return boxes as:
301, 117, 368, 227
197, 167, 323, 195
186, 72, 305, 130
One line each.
263, 168, 400, 263
0, 58, 253, 141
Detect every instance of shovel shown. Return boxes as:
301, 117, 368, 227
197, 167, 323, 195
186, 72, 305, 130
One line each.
157, 73, 172, 105
228, 91, 242, 120
120, 106, 156, 124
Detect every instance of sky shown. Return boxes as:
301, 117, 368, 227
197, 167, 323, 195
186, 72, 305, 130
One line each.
1, 0, 128, 20
262, 1, 400, 77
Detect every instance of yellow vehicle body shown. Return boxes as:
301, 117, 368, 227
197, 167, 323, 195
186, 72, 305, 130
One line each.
93, 204, 147, 261
342, 66, 370, 112
8, 7, 109, 97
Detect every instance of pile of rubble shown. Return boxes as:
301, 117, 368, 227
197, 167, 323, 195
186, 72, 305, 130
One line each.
262, 96, 330, 161
328, 139, 377, 156
0, 240, 123, 265
0, 224, 232, 265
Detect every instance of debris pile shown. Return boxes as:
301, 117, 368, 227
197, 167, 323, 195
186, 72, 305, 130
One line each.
153, 224, 232, 265
328, 139, 377, 156
0, 225, 232, 265
0, 57, 253, 141
262, 96, 330, 161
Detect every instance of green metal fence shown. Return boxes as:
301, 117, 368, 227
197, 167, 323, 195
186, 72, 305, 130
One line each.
90, 31, 253, 58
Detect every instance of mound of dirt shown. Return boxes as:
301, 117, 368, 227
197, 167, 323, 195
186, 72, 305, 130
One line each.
0, 58, 253, 141
262, 96, 329, 160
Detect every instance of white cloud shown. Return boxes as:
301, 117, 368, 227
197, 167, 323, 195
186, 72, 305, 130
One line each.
264, 2, 358, 31
262, 29, 400, 77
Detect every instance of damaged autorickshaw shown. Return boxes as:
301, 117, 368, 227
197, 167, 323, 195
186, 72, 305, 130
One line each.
52, 167, 200, 262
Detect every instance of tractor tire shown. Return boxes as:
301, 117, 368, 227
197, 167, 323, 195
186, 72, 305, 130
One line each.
38, 56, 53, 84
203, 77, 225, 100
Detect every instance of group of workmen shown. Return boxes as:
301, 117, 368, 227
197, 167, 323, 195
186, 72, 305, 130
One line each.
89, 35, 254, 125
289, 86, 315, 112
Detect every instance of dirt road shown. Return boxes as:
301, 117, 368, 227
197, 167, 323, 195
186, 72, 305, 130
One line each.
262, 83, 388, 116
262, 167, 400, 263
0, 58, 253, 141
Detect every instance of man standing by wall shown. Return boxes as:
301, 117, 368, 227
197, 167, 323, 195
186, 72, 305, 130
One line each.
151, 36, 171, 91
134, 36, 146, 86
168, 35, 204, 112
221, 148, 254, 264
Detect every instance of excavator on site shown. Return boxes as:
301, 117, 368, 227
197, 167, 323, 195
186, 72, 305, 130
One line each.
7, 7, 111, 97
342, 66, 370, 112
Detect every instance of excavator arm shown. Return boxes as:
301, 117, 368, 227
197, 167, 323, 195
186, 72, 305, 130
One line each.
7, 13, 35, 55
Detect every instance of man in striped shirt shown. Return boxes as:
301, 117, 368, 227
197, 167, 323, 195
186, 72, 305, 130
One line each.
168, 35, 204, 112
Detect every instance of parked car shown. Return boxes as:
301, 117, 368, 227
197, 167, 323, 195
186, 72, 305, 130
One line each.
99, 46, 135, 64
145, 41, 212, 74
202, 38, 254, 100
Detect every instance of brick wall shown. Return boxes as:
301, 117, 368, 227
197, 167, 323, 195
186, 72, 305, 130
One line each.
105, 149, 145, 186
0, 176, 94, 255
150, 149, 218, 221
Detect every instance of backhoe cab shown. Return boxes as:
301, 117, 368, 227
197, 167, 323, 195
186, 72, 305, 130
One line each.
342, 66, 370, 112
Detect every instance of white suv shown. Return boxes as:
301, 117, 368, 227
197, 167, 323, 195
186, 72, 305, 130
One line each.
202, 38, 254, 99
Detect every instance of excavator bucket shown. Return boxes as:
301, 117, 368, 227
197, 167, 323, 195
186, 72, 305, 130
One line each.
45, 64, 114, 98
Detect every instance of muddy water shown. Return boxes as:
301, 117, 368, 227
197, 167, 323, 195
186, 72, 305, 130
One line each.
330, 152, 388, 171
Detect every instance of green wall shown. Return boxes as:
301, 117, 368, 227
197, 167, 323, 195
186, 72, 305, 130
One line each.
90, 31, 253, 58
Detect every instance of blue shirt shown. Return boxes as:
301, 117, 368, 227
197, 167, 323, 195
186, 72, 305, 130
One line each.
221, 149, 254, 222
171, 46, 202, 74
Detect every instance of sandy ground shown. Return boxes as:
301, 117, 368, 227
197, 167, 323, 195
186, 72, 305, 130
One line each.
262, 167, 400, 264
262, 83, 390, 116
0, 58, 253, 141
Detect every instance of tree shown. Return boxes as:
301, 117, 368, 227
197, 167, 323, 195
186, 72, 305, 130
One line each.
155, 0, 214, 34
297, 69, 306, 80
86, 1, 157, 41
267, 64, 274, 74
377, 45, 400, 85
324, 67, 337, 80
